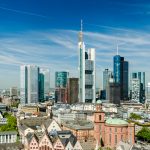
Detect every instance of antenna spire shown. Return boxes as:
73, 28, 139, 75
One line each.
81, 19, 83, 32
79, 19, 83, 42
117, 44, 119, 55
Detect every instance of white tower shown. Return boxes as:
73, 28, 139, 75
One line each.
78, 20, 85, 103
78, 21, 96, 103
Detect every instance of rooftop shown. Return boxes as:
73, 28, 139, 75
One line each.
62, 120, 93, 130
106, 118, 128, 126
0, 131, 17, 135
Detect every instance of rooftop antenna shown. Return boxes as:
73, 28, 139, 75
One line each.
81, 19, 83, 32
117, 44, 119, 55
79, 19, 83, 42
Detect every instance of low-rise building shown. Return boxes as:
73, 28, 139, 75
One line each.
24, 130, 83, 150
0, 131, 17, 144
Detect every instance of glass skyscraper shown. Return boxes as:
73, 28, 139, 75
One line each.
113, 55, 129, 100
20, 65, 39, 104
131, 72, 145, 103
39, 73, 44, 102
55, 71, 69, 88
78, 24, 95, 103
20, 65, 28, 104
103, 69, 112, 100
40, 68, 50, 96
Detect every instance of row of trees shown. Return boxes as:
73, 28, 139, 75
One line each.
0, 112, 17, 131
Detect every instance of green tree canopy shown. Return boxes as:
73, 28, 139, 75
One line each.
130, 113, 142, 120
137, 127, 150, 142
0, 113, 17, 131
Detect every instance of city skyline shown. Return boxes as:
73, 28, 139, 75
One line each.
0, 0, 150, 88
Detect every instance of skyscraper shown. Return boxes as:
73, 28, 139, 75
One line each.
113, 54, 128, 101
40, 69, 50, 96
103, 69, 112, 100
55, 71, 69, 103
131, 72, 145, 103
78, 21, 96, 103
20, 65, 28, 104
131, 78, 140, 102
39, 73, 44, 102
55, 71, 69, 88
20, 65, 39, 104
67, 78, 79, 104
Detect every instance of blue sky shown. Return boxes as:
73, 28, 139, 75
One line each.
0, 0, 150, 89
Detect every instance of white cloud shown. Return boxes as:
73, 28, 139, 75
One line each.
0, 28, 150, 88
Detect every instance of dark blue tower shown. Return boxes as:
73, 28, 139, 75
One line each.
113, 55, 129, 101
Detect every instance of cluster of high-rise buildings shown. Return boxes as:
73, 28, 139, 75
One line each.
20, 24, 146, 105
20, 65, 50, 104
101, 61, 145, 104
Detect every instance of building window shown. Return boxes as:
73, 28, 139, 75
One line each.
109, 134, 111, 144
115, 135, 117, 144
115, 128, 117, 132
121, 135, 123, 141
110, 128, 111, 132
121, 128, 123, 132
99, 115, 101, 121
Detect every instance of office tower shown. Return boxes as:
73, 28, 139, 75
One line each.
40, 69, 50, 96
103, 69, 112, 99
107, 75, 120, 105
20, 65, 39, 104
78, 22, 96, 103
55, 71, 69, 88
67, 78, 79, 104
55, 71, 69, 103
131, 72, 145, 103
39, 73, 44, 102
113, 55, 129, 101
27, 65, 39, 103
20, 65, 28, 104
131, 78, 140, 102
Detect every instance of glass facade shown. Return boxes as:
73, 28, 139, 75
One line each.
123, 61, 129, 99
39, 73, 44, 102
20, 65, 28, 104
113, 55, 128, 100
113, 55, 121, 84
20, 65, 39, 104
103, 69, 112, 100
27, 65, 39, 103
40, 69, 50, 97
131, 72, 145, 103
78, 30, 95, 103
55, 71, 69, 88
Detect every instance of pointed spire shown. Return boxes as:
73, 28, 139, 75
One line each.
117, 44, 119, 55
79, 19, 83, 42
81, 19, 83, 32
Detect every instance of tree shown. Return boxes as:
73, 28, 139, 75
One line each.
137, 127, 150, 142
0, 113, 17, 131
130, 113, 142, 120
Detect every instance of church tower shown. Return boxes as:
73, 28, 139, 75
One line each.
94, 101, 105, 147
